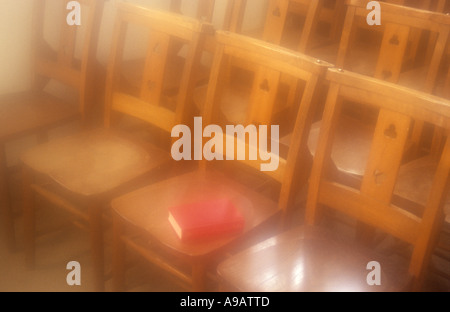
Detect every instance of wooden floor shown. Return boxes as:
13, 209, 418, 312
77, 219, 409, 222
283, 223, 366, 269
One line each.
0, 124, 449, 292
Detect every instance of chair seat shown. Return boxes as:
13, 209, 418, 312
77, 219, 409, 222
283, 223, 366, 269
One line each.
395, 156, 450, 224
217, 225, 412, 292
21, 129, 169, 197
306, 115, 374, 177
111, 170, 281, 259
0, 91, 79, 141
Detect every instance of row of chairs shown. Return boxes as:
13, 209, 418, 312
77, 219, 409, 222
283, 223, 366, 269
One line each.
194, 1, 450, 280
170, 0, 450, 163
109, 1, 450, 291
0, 0, 449, 292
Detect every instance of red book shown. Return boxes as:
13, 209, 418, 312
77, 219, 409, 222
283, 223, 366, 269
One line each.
168, 199, 245, 242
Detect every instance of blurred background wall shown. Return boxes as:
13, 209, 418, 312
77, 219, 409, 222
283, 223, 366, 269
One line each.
0, 0, 34, 94
0, 0, 269, 95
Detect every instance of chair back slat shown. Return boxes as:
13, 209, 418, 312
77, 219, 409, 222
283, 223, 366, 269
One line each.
139, 31, 172, 106
263, 0, 291, 45
374, 24, 410, 82
360, 109, 411, 203
248, 68, 282, 125
105, 3, 214, 133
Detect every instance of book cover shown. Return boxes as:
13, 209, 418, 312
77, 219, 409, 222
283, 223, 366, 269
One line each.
168, 198, 245, 242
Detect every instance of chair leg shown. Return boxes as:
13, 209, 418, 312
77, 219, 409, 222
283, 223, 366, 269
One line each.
192, 261, 207, 292
0, 143, 15, 251
23, 165, 35, 269
89, 205, 105, 292
112, 212, 126, 292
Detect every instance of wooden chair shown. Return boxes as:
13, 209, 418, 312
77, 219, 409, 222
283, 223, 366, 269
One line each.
307, 0, 450, 179
305, 2, 450, 249
110, 30, 331, 292
334, 0, 449, 87
370, 3, 450, 275
0, 0, 104, 252
20, 3, 213, 292
217, 68, 450, 292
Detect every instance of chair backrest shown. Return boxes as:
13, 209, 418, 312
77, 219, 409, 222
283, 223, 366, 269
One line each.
337, 0, 450, 93
202, 31, 331, 214
32, 0, 105, 118
104, 3, 214, 137
262, 0, 345, 53
338, 0, 450, 156
169, 0, 215, 23
307, 67, 450, 288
